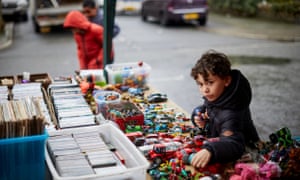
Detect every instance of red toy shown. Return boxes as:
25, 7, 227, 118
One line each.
147, 142, 182, 164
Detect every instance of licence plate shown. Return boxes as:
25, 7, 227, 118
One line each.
183, 13, 199, 20
124, 6, 136, 11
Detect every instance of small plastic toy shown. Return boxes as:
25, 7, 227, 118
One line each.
125, 131, 144, 142
147, 93, 168, 103
269, 127, 293, 148
147, 142, 182, 165
128, 87, 144, 96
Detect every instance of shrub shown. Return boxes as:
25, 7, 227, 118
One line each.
209, 0, 300, 23
258, 0, 300, 23
208, 0, 261, 17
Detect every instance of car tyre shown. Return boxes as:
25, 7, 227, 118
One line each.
141, 10, 147, 21
198, 17, 207, 26
33, 19, 40, 33
153, 157, 162, 165
160, 12, 169, 26
21, 13, 28, 22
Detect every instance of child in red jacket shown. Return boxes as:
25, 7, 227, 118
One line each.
64, 10, 113, 69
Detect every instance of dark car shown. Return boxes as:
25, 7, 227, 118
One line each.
141, 0, 208, 26
1, 0, 28, 22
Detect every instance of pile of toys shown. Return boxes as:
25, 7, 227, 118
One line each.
73, 70, 300, 180
138, 127, 300, 180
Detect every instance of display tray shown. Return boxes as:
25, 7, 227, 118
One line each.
46, 123, 149, 180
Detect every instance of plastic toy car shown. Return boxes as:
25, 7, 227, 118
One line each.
128, 87, 144, 96
147, 93, 168, 103
134, 137, 146, 146
155, 114, 174, 124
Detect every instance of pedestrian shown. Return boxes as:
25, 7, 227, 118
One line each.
82, 0, 120, 64
82, 0, 120, 38
189, 50, 261, 168
63, 10, 111, 69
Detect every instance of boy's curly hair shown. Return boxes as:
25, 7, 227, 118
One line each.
191, 50, 231, 80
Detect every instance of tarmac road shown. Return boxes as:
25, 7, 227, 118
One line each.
1, 13, 300, 50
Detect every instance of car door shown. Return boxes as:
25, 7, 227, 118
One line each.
142, 0, 165, 18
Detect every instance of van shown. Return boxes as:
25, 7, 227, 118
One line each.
141, 0, 208, 26
29, 0, 82, 33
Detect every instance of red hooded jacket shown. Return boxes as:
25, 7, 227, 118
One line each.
64, 10, 111, 69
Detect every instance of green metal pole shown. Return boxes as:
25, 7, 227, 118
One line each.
103, 0, 116, 82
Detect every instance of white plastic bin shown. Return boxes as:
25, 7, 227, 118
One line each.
46, 124, 149, 180
80, 69, 107, 87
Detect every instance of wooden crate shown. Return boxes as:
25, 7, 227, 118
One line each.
16, 73, 52, 90
0, 75, 16, 89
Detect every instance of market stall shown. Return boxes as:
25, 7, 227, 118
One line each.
0, 62, 299, 180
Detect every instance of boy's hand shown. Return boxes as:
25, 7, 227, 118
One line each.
194, 111, 209, 128
194, 115, 205, 128
191, 149, 211, 168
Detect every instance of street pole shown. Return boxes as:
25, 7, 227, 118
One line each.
103, 0, 116, 81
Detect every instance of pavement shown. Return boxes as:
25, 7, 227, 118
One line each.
0, 22, 13, 50
203, 13, 300, 42
1, 13, 300, 50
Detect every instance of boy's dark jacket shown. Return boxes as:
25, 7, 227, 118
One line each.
191, 69, 260, 164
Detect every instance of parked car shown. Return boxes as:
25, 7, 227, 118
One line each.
116, 0, 142, 15
141, 0, 208, 26
1, 0, 29, 22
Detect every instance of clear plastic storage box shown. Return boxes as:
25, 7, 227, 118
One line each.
93, 90, 121, 115
105, 62, 151, 87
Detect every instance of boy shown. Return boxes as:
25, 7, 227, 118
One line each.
190, 50, 260, 168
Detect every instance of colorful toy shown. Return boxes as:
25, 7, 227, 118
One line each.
147, 93, 168, 103
147, 142, 182, 165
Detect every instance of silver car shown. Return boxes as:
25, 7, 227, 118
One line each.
1, 0, 29, 21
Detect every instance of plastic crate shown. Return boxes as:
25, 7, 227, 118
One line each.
80, 69, 107, 87
103, 101, 144, 132
46, 124, 150, 180
105, 62, 151, 87
0, 131, 48, 180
